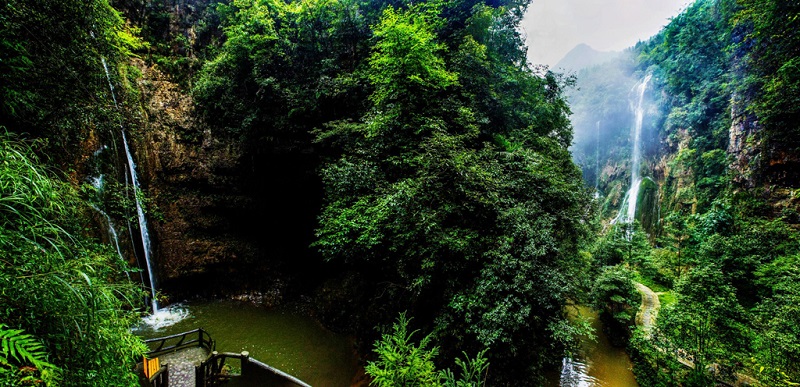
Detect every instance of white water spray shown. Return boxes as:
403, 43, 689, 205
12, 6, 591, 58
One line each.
139, 303, 191, 331
613, 74, 651, 225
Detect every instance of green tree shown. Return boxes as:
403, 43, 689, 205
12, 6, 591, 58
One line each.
315, 1, 592, 384
591, 265, 639, 341
659, 264, 748, 384
752, 254, 800, 381
594, 223, 649, 267
0, 0, 142, 158
659, 212, 692, 278
367, 313, 443, 387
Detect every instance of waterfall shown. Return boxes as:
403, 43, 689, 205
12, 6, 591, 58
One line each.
122, 130, 158, 312
91, 204, 132, 281
613, 74, 651, 225
595, 120, 600, 198
87, 152, 131, 281
104, 214, 129, 280
101, 58, 118, 108
100, 56, 159, 312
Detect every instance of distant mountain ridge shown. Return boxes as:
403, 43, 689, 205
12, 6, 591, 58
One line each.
555, 43, 620, 71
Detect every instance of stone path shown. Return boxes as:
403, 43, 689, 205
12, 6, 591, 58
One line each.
157, 346, 208, 387
634, 282, 660, 335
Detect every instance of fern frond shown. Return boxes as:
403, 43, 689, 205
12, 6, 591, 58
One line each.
0, 324, 53, 370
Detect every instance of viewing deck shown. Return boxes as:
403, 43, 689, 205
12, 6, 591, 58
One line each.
139, 328, 311, 387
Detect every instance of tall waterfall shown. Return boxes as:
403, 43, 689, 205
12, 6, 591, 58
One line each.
614, 73, 651, 224
595, 120, 601, 196
101, 57, 159, 312
122, 130, 158, 312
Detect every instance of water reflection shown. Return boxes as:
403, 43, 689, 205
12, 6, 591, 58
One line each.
548, 306, 639, 387
560, 357, 600, 387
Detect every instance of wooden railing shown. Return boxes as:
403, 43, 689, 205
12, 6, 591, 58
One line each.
196, 351, 311, 387
144, 328, 215, 357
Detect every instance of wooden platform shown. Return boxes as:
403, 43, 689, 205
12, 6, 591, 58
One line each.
140, 329, 311, 387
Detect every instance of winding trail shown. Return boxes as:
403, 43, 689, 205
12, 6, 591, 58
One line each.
634, 282, 660, 335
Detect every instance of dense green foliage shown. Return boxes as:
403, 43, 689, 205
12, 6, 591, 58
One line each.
365, 313, 489, 387
195, 0, 593, 383
569, 0, 800, 385
738, 0, 800, 159
111, 0, 224, 86
628, 206, 800, 386
4, 0, 799, 385
591, 265, 638, 337
0, 0, 142, 160
0, 1, 151, 385
0, 133, 146, 386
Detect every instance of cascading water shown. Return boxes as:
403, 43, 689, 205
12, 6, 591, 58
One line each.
101, 58, 118, 107
613, 73, 652, 225
88, 155, 131, 281
121, 130, 158, 312
101, 56, 188, 328
594, 120, 601, 199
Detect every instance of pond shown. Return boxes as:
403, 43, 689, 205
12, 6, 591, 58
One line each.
135, 300, 359, 387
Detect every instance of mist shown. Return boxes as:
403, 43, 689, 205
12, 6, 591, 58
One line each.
565, 52, 664, 203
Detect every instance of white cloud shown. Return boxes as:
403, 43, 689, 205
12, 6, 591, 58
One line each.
522, 0, 692, 67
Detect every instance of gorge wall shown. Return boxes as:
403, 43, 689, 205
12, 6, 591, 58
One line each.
76, 0, 329, 301
569, 0, 800, 236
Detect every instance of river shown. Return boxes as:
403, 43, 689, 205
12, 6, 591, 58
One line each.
135, 300, 359, 386
546, 306, 639, 387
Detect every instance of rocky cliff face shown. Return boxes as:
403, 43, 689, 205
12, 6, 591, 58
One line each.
127, 56, 325, 300
71, 0, 333, 304
727, 93, 800, 220
727, 93, 762, 189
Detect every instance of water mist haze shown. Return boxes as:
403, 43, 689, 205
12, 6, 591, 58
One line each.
565, 54, 663, 223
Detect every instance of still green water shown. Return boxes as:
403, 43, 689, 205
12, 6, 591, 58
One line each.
137, 301, 636, 386
546, 306, 639, 387
136, 300, 358, 387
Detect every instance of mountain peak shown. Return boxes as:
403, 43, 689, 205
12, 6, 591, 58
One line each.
554, 44, 620, 72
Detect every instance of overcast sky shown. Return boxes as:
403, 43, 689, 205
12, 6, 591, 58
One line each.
522, 0, 693, 67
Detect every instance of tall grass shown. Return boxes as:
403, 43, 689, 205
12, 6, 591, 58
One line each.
0, 132, 146, 386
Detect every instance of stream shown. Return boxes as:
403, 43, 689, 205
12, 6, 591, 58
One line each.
546, 306, 639, 387
135, 300, 359, 386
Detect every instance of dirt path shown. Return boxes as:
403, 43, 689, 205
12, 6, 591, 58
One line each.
635, 282, 660, 335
